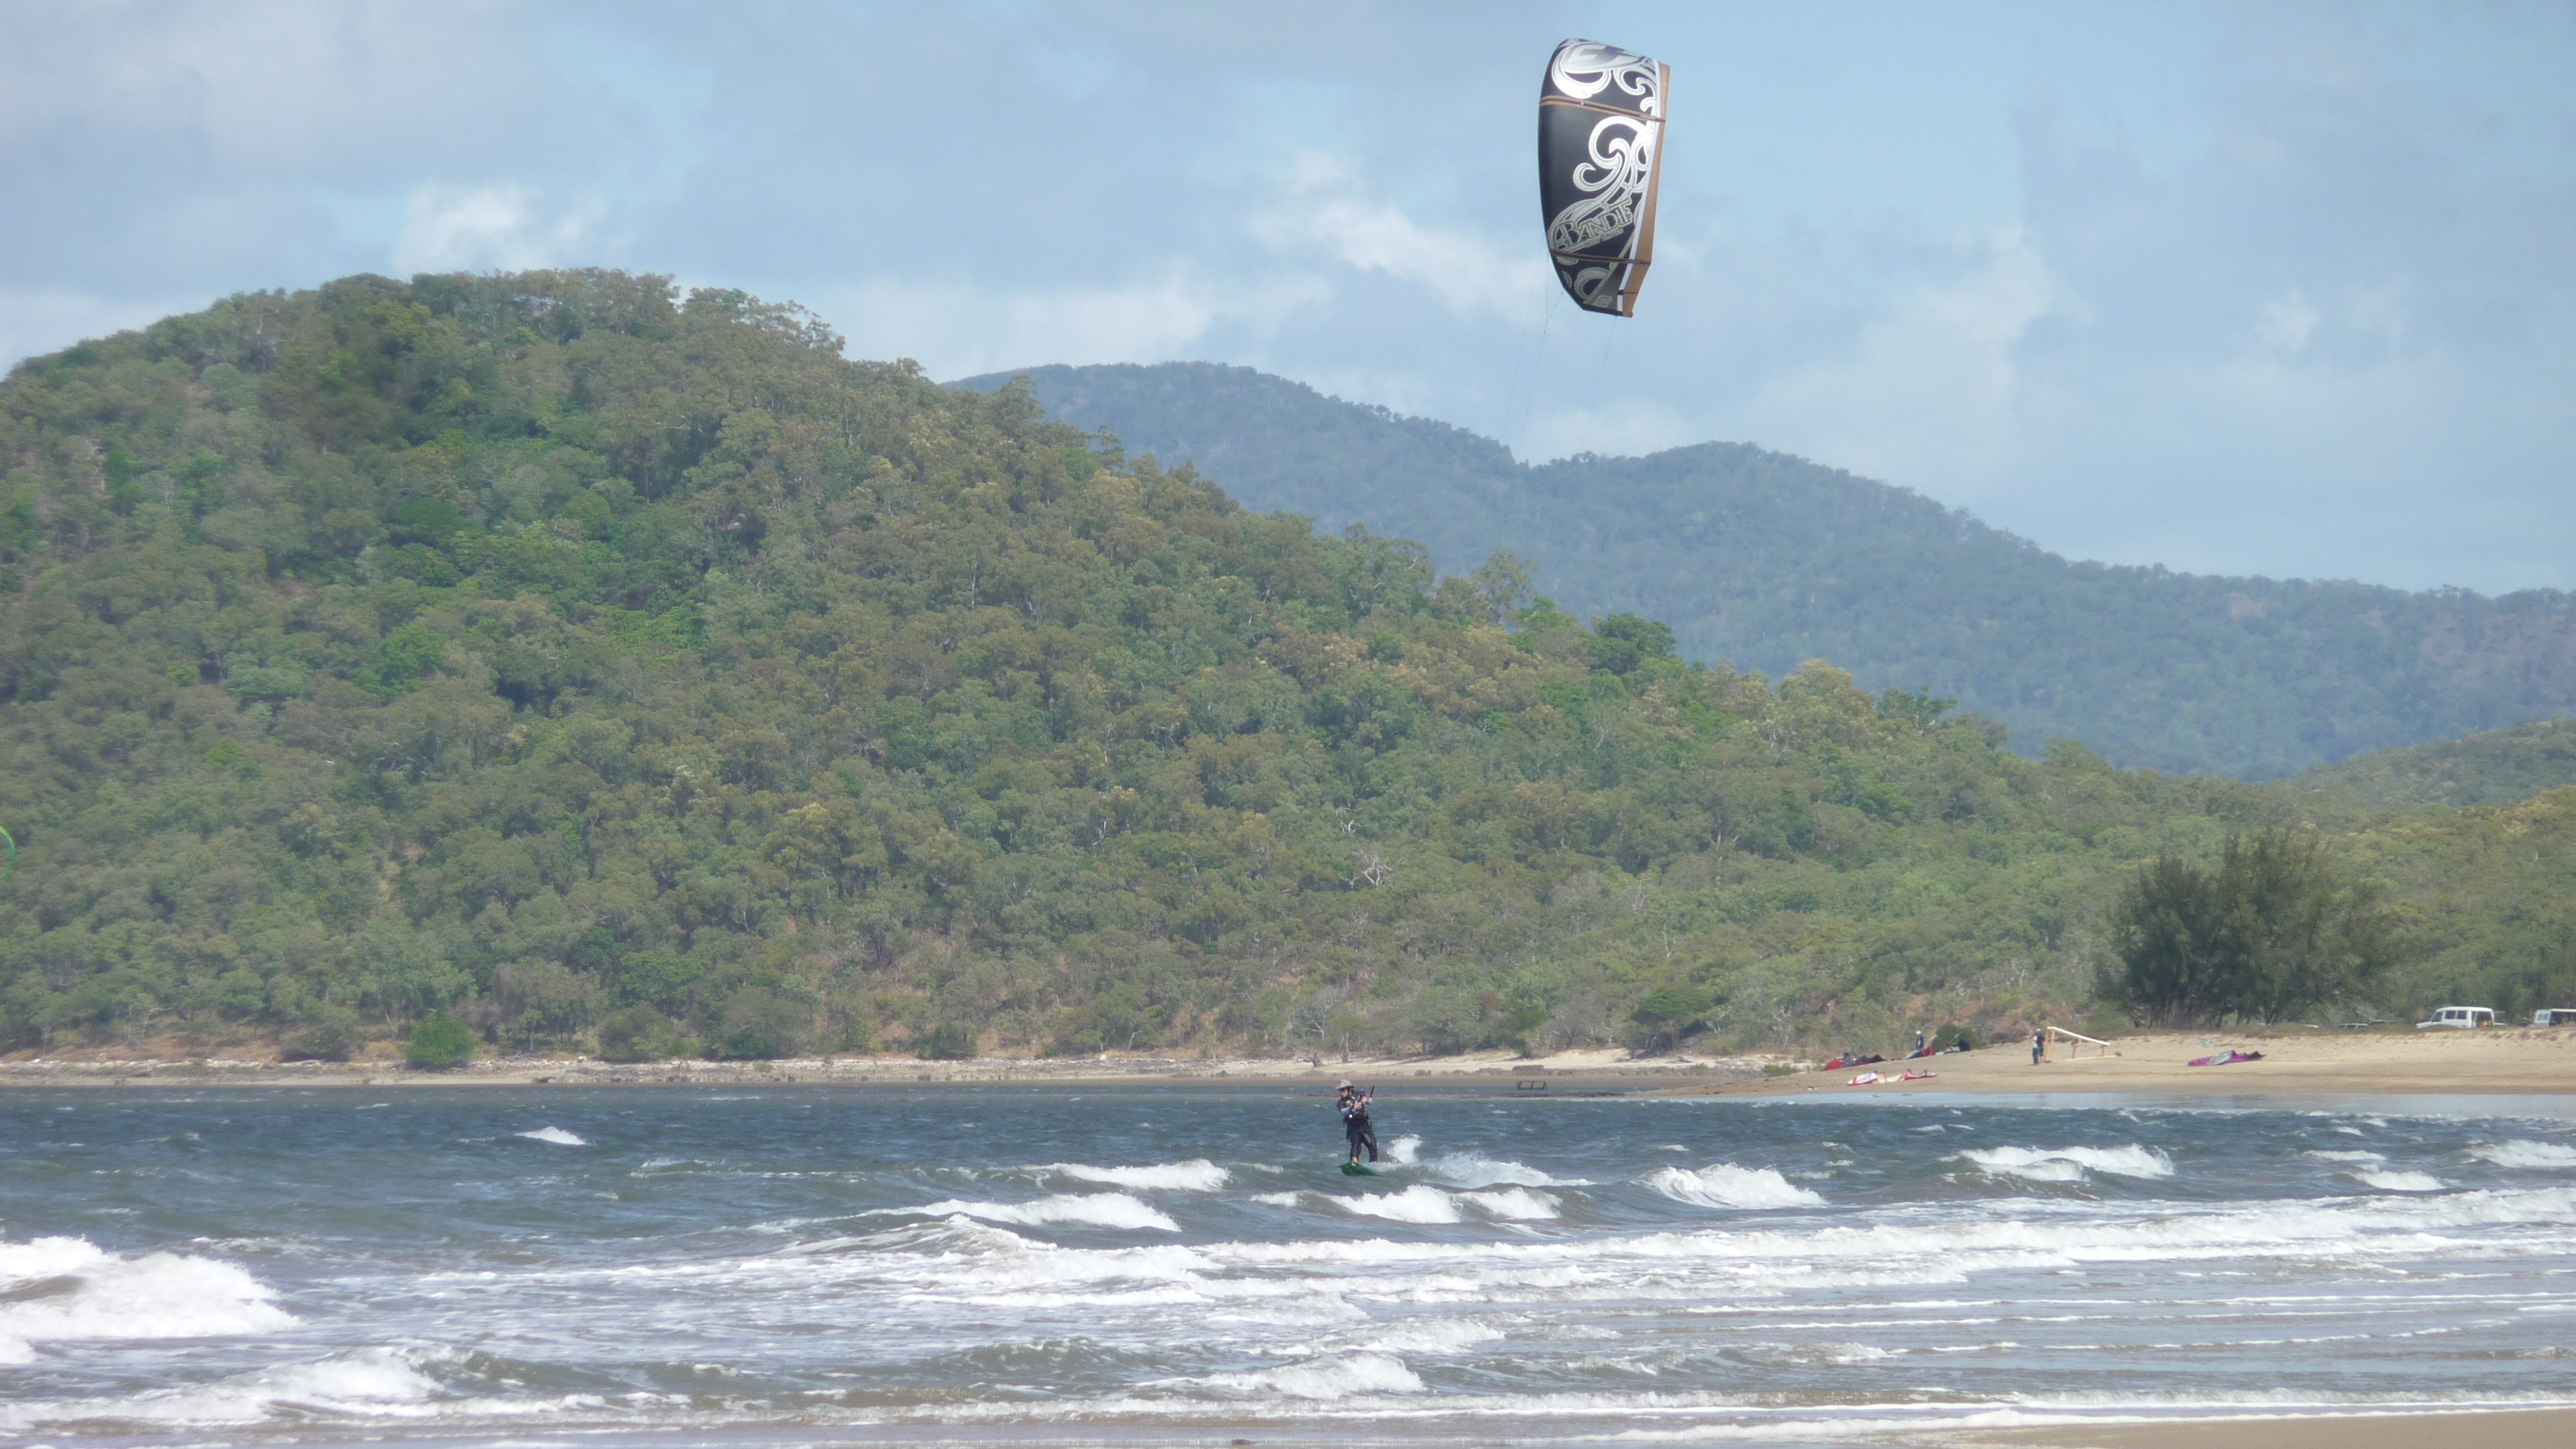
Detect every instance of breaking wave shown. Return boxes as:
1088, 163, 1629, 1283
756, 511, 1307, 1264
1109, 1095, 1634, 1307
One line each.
1046, 1159, 1230, 1192
2352, 1169, 2446, 1193
1334, 1185, 1467, 1223
1642, 1164, 1824, 1209
1422, 1151, 1575, 1188
515, 1126, 587, 1146
0, 1235, 294, 1366
0, 1346, 442, 1432
2469, 1141, 2576, 1170
1958, 1144, 2175, 1183
1182, 1352, 1425, 1400
901, 1194, 1179, 1231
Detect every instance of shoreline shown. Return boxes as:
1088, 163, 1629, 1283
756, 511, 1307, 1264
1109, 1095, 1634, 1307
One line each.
0, 1045, 1754, 1092
3, 1027, 2571, 1096
1935, 1405, 2576, 1448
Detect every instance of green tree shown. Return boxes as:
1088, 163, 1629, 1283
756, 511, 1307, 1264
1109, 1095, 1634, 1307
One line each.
404, 1013, 476, 1069
2106, 830, 2395, 1026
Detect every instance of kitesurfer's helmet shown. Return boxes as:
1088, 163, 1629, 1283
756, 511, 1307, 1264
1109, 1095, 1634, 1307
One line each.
1337, 1081, 1353, 1090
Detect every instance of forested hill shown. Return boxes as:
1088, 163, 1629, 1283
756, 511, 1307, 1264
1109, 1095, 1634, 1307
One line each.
2294, 718, 2576, 811
1, 271, 2566, 1067
954, 363, 2576, 781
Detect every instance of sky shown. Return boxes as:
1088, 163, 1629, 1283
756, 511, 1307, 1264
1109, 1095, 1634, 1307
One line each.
3, 1, 2571, 594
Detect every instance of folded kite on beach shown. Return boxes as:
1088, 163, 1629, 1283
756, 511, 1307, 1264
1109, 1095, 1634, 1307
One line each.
2187, 1049, 2266, 1067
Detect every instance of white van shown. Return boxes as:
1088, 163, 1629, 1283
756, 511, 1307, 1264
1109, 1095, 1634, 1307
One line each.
2533, 1009, 2576, 1028
2416, 1006, 2495, 1029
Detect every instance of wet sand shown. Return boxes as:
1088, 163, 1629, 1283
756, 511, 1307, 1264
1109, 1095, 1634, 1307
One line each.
1938, 1405, 2576, 1448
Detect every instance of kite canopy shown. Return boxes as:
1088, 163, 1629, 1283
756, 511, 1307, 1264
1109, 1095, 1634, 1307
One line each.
1537, 38, 1669, 317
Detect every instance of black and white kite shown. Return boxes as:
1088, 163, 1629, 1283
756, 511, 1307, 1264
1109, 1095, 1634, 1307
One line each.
1538, 38, 1669, 317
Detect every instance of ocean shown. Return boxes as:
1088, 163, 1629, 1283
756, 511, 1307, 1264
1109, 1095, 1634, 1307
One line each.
3, 1085, 2574, 1447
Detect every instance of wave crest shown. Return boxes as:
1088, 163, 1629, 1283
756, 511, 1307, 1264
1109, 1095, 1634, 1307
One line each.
906, 1194, 1179, 1231
0, 1236, 294, 1365
2468, 1140, 2576, 1170
1046, 1160, 1230, 1192
1643, 1164, 1824, 1209
1187, 1352, 1424, 1400
1958, 1144, 2175, 1182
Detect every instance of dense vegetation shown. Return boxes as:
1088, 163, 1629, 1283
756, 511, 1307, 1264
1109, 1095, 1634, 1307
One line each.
1, 273, 2567, 1065
962, 363, 2576, 781
2293, 718, 2576, 811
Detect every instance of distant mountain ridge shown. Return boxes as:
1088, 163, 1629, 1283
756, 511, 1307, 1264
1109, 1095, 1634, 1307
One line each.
954, 362, 2576, 779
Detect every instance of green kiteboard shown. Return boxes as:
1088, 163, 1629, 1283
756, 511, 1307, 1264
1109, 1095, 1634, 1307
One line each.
1341, 1161, 1382, 1176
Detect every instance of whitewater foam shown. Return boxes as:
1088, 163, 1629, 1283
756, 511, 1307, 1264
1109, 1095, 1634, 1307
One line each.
1384, 1134, 1422, 1164
0, 1346, 443, 1432
1643, 1164, 1825, 1209
515, 1126, 587, 1146
1350, 1318, 1507, 1355
1958, 1145, 2175, 1182
1335, 1185, 1465, 1223
2353, 1169, 2447, 1193
1423, 1151, 1574, 1188
1046, 1159, 1230, 1191
1466, 1187, 1563, 1221
2470, 1141, 2576, 1170
0, 1236, 294, 1364
901, 1194, 1179, 1231
1185, 1352, 1425, 1400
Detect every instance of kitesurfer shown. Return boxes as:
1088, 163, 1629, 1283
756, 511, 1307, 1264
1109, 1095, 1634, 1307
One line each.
1337, 1081, 1379, 1164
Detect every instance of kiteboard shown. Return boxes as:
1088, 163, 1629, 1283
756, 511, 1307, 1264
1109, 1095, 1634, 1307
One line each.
1341, 1162, 1382, 1176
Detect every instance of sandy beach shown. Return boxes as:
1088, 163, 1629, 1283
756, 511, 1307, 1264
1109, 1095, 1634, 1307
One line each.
5, 1026, 2572, 1096
1700, 1025, 2576, 1099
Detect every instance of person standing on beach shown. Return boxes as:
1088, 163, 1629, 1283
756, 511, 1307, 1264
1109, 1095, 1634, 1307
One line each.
2032, 1028, 2046, 1065
1337, 1081, 1379, 1164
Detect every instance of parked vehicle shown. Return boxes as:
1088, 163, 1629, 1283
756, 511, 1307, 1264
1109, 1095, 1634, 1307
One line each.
2416, 1006, 2496, 1029
2532, 1008, 2576, 1027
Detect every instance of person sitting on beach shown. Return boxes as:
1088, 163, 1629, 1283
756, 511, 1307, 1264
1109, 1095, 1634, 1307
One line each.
1337, 1081, 1379, 1164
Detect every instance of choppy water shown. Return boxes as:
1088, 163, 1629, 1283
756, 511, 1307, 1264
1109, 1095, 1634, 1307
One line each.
4, 1087, 2575, 1448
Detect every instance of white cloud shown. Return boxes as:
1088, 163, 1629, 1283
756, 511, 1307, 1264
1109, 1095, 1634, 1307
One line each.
389, 185, 601, 276
1253, 153, 1544, 318
2255, 289, 2321, 355
1729, 231, 2063, 497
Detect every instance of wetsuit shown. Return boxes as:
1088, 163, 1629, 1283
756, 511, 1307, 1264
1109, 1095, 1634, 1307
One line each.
1340, 1094, 1379, 1162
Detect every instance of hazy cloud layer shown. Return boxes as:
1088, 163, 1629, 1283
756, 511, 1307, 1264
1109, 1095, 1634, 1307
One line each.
4, 1, 2569, 592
